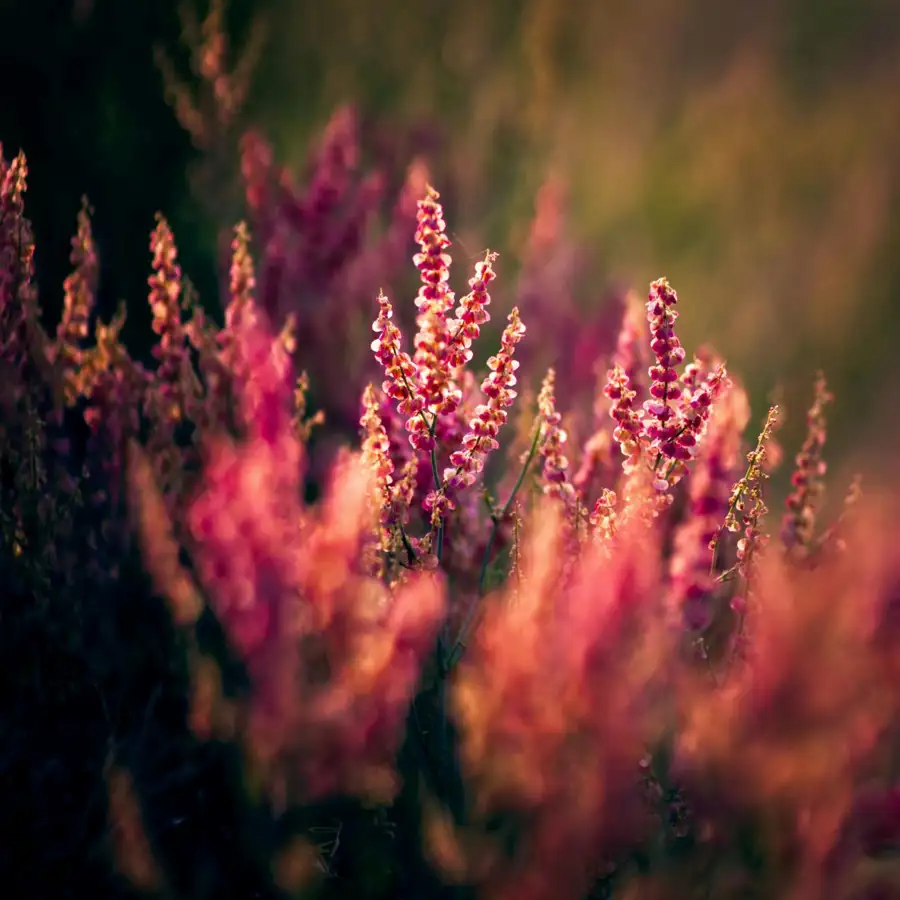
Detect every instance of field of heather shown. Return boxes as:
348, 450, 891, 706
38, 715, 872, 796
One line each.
3, 2, 900, 899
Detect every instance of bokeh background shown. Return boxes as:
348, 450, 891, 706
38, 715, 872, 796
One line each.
4, 0, 900, 489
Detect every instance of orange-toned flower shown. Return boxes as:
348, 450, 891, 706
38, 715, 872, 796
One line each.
452, 502, 669, 900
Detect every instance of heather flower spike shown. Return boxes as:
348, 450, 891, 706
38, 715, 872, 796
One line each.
781, 371, 833, 554
360, 382, 395, 574
55, 196, 98, 402
371, 290, 424, 428
147, 213, 189, 427
220, 220, 258, 371
444, 306, 525, 492
446, 249, 497, 369
644, 277, 687, 464
714, 404, 780, 584
605, 362, 644, 475
537, 368, 575, 506
411, 185, 458, 420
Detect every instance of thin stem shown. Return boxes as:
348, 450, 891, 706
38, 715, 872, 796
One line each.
429, 431, 444, 562
398, 523, 417, 566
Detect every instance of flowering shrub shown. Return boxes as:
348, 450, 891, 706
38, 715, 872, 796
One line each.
4, 128, 900, 900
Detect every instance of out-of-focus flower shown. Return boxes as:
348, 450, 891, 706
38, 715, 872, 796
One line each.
611, 288, 652, 405
187, 313, 444, 802
236, 109, 423, 443
668, 382, 749, 631
676, 504, 897, 897
283, 454, 445, 801
451, 501, 669, 900
514, 175, 623, 409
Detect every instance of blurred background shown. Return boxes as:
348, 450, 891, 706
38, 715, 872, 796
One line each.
3, 0, 899, 488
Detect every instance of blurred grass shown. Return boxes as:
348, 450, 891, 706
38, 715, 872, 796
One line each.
234, 0, 900, 469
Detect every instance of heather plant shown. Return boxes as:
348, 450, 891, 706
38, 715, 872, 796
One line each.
156, 2, 629, 487
5, 131, 900, 900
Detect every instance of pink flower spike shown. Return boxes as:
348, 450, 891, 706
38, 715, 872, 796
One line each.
643, 277, 686, 460
444, 307, 525, 492
411, 185, 457, 417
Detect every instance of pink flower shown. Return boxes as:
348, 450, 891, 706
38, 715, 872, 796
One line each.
371, 290, 427, 448
537, 368, 575, 506
643, 277, 687, 460
452, 501, 668, 900
412, 185, 459, 417
444, 307, 525, 491
604, 363, 644, 475
446, 250, 496, 369
187, 319, 446, 802
668, 383, 748, 631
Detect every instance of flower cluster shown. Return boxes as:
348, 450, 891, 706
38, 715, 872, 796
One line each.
6, 131, 900, 900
